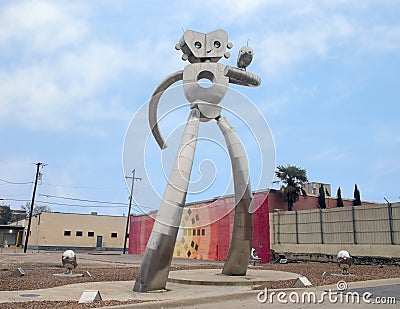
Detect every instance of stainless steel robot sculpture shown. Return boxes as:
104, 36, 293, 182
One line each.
133, 29, 261, 292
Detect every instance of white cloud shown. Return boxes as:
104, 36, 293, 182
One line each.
0, 1, 87, 53
256, 14, 356, 77
190, 0, 269, 25
0, 1, 188, 133
0, 157, 37, 204
129, 39, 182, 76
0, 40, 134, 131
1, 0, 400, 135
221, 1, 400, 79
361, 25, 400, 51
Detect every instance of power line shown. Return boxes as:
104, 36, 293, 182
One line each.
0, 177, 120, 190
40, 182, 115, 190
37, 193, 157, 210
3, 193, 155, 211
3, 197, 157, 215
38, 194, 130, 206
0, 178, 33, 185
3, 198, 143, 210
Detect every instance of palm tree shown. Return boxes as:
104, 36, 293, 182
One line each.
275, 165, 308, 211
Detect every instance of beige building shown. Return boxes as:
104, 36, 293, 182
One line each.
24, 212, 127, 251
1, 222, 24, 248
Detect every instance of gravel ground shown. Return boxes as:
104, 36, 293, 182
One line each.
0, 264, 220, 291
1, 258, 399, 308
0, 300, 150, 309
253, 262, 400, 289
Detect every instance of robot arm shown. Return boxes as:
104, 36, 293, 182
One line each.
149, 70, 184, 149
224, 66, 261, 87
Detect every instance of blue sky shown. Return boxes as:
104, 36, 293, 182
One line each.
1, 0, 399, 216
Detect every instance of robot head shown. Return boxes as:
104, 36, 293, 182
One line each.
176, 29, 233, 63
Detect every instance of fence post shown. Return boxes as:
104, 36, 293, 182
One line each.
277, 212, 281, 244
319, 208, 324, 244
352, 206, 357, 244
295, 210, 299, 244
387, 202, 395, 245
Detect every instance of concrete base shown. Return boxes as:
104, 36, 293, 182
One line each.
168, 269, 300, 286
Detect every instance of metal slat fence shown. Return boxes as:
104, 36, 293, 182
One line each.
274, 203, 400, 245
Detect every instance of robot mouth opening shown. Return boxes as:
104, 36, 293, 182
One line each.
200, 57, 212, 62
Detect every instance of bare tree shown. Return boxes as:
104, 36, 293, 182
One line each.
20, 202, 51, 217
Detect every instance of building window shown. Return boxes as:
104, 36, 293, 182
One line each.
197, 229, 200, 236
202, 229, 205, 236
192, 229, 196, 236
64, 230, 71, 236
88, 231, 94, 237
111, 232, 118, 238
76, 231, 83, 237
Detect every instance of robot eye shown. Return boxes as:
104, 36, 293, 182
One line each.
194, 41, 202, 49
214, 41, 221, 48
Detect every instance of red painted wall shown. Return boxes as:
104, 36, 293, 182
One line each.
252, 192, 270, 262
129, 191, 270, 262
128, 211, 155, 254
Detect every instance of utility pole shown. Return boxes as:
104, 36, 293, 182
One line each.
123, 169, 141, 254
24, 162, 45, 253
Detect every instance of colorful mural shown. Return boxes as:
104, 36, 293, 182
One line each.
129, 191, 270, 263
